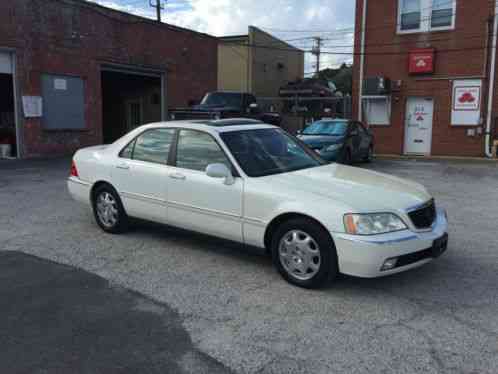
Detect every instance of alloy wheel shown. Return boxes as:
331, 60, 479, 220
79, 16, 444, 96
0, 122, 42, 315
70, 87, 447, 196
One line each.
96, 191, 119, 228
278, 230, 322, 281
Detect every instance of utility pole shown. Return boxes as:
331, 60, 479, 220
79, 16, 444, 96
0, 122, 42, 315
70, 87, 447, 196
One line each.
311, 37, 322, 76
150, 0, 164, 22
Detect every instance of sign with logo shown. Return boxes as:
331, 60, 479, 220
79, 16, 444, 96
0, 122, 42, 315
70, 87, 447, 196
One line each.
451, 80, 482, 126
409, 49, 435, 74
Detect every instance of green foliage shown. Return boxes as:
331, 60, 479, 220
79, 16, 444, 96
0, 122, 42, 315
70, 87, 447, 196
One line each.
315, 63, 352, 95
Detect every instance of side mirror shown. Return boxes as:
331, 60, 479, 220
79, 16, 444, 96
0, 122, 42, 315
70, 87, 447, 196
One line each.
206, 163, 235, 185
248, 103, 259, 114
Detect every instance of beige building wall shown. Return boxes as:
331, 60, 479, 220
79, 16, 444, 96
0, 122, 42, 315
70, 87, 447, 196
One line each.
249, 26, 304, 97
217, 36, 251, 93
218, 27, 304, 97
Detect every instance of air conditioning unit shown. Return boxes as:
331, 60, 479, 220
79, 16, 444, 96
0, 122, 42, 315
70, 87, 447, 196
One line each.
363, 77, 391, 96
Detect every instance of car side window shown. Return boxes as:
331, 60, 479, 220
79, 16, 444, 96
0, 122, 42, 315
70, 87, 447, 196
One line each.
120, 140, 135, 159
175, 130, 231, 172
121, 128, 175, 164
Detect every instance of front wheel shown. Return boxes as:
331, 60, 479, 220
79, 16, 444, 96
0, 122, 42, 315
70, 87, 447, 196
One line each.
92, 185, 129, 234
271, 218, 338, 289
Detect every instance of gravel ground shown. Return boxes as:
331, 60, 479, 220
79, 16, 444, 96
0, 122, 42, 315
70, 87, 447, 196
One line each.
1, 157, 497, 374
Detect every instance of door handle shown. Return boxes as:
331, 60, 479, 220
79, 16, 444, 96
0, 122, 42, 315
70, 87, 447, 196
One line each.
116, 163, 130, 170
169, 173, 186, 180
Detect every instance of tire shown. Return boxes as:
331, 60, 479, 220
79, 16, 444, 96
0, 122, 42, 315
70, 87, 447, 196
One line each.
92, 184, 129, 234
364, 145, 374, 163
271, 218, 338, 289
342, 148, 352, 165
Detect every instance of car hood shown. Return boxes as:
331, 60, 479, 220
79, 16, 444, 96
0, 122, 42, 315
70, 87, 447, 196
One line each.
298, 135, 345, 149
261, 163, 431, 212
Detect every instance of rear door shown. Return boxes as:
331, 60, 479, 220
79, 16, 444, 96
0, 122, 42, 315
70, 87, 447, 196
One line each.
112, 128, 175, 223
165, 129, 244, 242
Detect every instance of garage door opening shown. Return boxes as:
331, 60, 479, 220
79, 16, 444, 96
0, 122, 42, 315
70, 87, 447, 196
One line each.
101, 70, 163, 144
0, 59, 17, 159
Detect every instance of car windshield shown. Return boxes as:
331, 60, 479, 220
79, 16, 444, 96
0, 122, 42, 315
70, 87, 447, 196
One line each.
220, 128, 325, 177
302, 120, 348, 136
201, 93, 243, 108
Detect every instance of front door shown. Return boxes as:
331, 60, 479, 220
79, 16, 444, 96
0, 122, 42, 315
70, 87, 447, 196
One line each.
166, 129, 243, 242
404, 97, 434, 155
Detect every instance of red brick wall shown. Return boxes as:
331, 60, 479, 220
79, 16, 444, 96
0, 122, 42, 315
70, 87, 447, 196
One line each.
0, 0, 218, 157
353, 0, 493, 156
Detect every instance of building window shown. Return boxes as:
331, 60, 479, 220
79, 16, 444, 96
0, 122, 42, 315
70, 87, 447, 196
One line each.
363, 97, 391, 126
400, 0, 421, 31
398, 0, 456, 33
431, 0, 453, 28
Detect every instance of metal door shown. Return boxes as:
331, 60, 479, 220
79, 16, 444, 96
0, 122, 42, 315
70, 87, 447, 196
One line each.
404, 97, 434, 155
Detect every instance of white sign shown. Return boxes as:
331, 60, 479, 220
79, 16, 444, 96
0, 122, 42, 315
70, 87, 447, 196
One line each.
54, 78, 67, 91
0, 52, 12, 74
22, 96, 43, 118
451, 80, 482, 126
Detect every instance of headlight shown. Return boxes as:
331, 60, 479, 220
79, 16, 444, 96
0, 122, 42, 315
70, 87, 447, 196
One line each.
323, 144, 342, 152
344, 213, 407, 235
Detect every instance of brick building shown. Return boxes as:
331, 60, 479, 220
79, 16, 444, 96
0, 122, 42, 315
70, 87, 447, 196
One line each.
0, 0, 217, 158
353, 0, 498, 157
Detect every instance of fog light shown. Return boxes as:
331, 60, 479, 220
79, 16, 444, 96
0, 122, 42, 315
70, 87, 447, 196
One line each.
381, 258, 398, 271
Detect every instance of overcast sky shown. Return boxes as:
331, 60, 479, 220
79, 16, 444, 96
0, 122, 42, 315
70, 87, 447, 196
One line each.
89, 0, 356, 72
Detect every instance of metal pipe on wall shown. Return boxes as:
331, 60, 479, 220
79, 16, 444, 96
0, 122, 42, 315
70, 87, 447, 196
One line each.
358, 0, 367, 122
485, 0, 498, 157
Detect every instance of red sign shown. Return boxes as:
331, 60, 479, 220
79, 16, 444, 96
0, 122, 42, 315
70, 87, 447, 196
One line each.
409, 49, 435, 74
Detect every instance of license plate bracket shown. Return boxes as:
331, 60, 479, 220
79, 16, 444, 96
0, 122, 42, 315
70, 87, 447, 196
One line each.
432, 233, 449, 258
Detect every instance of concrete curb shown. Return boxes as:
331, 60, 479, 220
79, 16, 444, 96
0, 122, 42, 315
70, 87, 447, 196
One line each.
375, 154, 498, 164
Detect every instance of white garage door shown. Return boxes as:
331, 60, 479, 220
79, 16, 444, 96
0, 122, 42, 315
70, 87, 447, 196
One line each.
0, 52, 12, 74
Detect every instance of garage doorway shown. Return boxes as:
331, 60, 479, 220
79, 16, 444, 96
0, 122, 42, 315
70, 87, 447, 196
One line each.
101, 68, 164, 144
0, 52, 17, 159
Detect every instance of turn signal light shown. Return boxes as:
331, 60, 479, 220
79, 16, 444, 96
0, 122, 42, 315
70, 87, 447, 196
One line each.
70, 160, 79, 177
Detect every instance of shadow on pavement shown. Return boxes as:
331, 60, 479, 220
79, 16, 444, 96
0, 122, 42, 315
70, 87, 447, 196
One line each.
0, 251, 231, 374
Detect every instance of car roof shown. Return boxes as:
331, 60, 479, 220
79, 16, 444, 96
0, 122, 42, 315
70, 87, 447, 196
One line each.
139, 119, 276, 133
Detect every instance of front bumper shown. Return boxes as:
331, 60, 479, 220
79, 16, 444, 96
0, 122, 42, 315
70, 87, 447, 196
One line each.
333, 208, 448, 278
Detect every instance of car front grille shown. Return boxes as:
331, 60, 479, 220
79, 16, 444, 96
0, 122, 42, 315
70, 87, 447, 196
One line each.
408, 199, 436, 229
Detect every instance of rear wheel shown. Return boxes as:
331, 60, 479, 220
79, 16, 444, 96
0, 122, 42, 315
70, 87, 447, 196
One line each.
271, 218, 338, 289
92, 185, 129, 234
364, 145, 374, 163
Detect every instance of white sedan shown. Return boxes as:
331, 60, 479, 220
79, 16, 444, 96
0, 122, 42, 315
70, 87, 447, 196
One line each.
68, 119, 448, 288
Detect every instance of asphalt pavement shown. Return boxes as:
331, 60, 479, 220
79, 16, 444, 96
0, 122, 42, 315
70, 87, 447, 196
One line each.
1, 157, 497, 373
0, 251, 231, 374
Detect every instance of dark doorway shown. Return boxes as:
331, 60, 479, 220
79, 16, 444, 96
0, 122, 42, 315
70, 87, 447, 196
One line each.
101, 70, 162, 144
0, 73, 16, 158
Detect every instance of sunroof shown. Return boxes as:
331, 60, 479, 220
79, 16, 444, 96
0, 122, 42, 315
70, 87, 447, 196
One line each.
207, 119, 264, 127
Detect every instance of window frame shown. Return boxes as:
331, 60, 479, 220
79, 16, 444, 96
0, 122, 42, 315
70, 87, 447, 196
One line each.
171, 128, 240, 176
362, 96, 392, 126
397, 0, 456, 35
118, 128, 176, 165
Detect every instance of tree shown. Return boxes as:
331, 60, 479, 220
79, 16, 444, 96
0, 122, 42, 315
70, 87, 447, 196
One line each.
315, 63, 352, 95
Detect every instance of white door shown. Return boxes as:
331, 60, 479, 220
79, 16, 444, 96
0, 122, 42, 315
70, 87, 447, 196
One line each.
404, 97, 434, 155
111, 128, 175, 223
166, 129, 243, 242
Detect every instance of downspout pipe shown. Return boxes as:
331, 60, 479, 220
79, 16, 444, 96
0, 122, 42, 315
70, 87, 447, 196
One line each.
358, 0, 367, 121
485, 0, 498, 158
